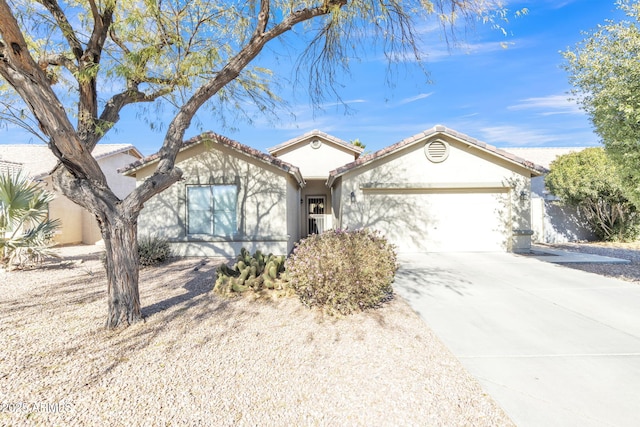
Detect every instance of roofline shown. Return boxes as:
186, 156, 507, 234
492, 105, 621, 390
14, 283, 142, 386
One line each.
120, 132, 306, 187
94, 144, 143, 161
0, 143, 143, 180
326, 125, 547, 187
267, 129, 364, 156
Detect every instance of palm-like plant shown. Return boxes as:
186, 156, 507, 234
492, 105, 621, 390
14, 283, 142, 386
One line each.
0, 171, 60, 268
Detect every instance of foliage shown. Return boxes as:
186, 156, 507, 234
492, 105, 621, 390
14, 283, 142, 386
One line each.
563, 0, 640, 206
286, 228, 397, 315
351, 138, 366, 149
0, 171, 60, 268
214, 248, 287, 296
545, 148, 640, 241
137, 235, 171, 267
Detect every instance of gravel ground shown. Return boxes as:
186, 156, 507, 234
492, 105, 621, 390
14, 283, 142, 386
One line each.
544, 241, 640, 283
0, 245, 513, 427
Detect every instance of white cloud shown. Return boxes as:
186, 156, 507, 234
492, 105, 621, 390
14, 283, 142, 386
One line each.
418, 38, 523, 62
478, 125, 560, 146
319, 99, 368, 109
397, 92, 434, 105
508, 94, 582, 115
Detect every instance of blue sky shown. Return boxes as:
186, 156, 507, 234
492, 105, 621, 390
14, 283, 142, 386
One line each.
1, 0, 626, 155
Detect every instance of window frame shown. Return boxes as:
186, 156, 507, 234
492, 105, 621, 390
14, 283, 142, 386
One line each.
186, 183, 238, 237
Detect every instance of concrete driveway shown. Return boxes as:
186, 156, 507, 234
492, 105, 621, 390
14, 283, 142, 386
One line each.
394, 252, 640, 427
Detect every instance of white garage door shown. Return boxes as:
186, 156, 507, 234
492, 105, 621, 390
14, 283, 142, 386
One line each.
365, 190, 510, 253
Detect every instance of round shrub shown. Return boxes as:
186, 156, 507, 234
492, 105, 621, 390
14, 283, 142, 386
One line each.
286, 228, 398, 315
138, 235, 171, 266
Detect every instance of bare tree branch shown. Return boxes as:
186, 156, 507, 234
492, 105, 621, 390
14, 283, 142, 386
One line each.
0, 101, 48, 142
97, 87, 173, 136
37, 53, 77, 74
37, 0, 84, 60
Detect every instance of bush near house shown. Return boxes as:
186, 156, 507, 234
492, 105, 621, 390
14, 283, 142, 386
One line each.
0, 171, 60, 269
545, 147, 640, 242
286, 228, 398, 315
138, 235, 172, 267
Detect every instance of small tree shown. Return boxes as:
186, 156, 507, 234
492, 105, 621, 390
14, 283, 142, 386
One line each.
0, 171, 60, 268
545, 147, 640, 241
563, 0, 640, 206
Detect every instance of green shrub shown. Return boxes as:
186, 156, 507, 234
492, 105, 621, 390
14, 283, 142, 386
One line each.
0, 171, 60, 269
286, 228, 398, 315
545, 148, 640, 241
214, 248, 287, 296
137, 235, 171, 266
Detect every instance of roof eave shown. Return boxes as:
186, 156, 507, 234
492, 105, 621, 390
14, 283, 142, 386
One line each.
328, 125, 547, 180
268, 129, 364, 156
121, 133, 306, 188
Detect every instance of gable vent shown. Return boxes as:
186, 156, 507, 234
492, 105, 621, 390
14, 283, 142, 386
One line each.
424, 139, 450, 163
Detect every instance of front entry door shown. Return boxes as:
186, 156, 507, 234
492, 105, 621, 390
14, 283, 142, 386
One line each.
307, 196, 326, 235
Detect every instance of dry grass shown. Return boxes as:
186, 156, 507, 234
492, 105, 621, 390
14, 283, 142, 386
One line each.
0, 246, 512, 427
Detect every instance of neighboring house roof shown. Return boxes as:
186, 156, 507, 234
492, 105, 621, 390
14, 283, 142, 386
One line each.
120, 132, 306, 187
267, 129, 364, 157
327, 125, 547, 186
503, 147, 590, 169
0, 159, 23, 175
0, 144, 143, 180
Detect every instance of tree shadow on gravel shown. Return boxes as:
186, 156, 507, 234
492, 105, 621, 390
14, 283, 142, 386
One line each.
140, 257, 237, 318
0, 273, 105, 323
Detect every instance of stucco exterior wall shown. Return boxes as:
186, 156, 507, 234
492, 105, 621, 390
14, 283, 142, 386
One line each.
528, 175, 595, 243
136, 143, 293, 257
286, 178, 301, 253
100, 152, 140, 199
275, 139, 357, 179
531, 198, 596, 243
336, 136, 533, 252
46, 178, 84, 245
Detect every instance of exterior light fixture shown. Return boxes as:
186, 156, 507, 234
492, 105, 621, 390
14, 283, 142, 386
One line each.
519, 190, 527, 201
350, 191, 356, 203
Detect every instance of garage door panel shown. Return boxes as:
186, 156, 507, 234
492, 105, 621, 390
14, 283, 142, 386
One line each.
366, 191, 510, 253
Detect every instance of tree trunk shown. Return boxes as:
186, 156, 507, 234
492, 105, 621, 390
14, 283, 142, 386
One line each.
101, 211, 142, 328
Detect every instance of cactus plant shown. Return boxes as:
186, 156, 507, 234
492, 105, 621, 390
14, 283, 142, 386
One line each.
214, 248, 287, 296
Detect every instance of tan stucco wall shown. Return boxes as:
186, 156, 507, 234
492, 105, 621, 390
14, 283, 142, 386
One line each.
46, 176, 84, 245
136, 143, 294, 257
336, 135, 533, 252
286, 179, 301, 252
275, 138, 356, 179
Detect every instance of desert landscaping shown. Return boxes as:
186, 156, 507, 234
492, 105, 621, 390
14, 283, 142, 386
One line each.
1, 245, 514, 426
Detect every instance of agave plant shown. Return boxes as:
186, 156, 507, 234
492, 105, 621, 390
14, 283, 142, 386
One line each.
0, 171, 60, 268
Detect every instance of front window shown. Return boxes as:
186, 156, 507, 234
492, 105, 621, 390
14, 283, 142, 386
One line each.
187, 185, 237, 236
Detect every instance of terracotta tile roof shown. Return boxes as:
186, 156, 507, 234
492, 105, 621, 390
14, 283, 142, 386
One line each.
120, 132, 305, 186
0, 144, 142, 179
92, 144, 143, 161
327, 125, 547, 185
267, 129, 364, 156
